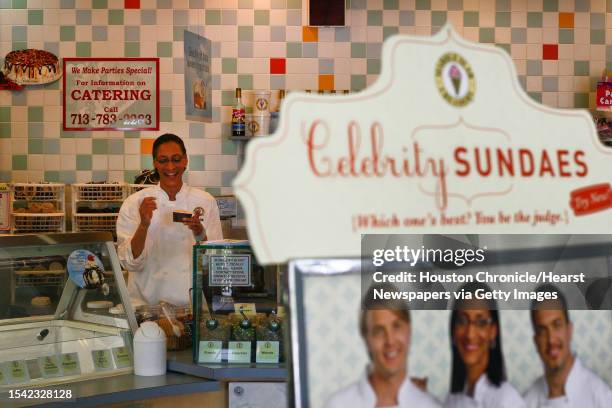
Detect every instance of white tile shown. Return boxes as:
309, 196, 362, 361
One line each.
334, 43, 351, 58
76, 139, 92, 155
495, 27, 511, 43
157, 10, 173, 26
526, 44, 541, 59
27, 171, 44, 183
253, 26, 270, 42
0, 140, 11, 156
526, 76, 542, 92
558, 92, 573, 108
574, 28, 589, 44
220, 41, 238, 58
286, 58, 318, 75
141, 26, 157, 41
28, 155, 45, 171
92, 155, 108, 171
44, 91, 61, 107
12, 123, 27, 139
558, 76, 574, 92
188, 170, 221, 187
590, 45, 605, 60
511, 11, 526, 27
573, 12, 589, 28
108, 171, 124, 183
76, 171, 93, 183
220, 74, 238, 90
480, 11, 495, 27
108, 155, 124, 171
285, 26, 302, 42
76, 26, 92, 42
542, 27, 558, 43
12, 107, 27, 122
43, 122, 60, 139
526, 28, 543, 43
44, 155, 61, 171
124, 10, 140, 26
558, 45, 574, 60
317, 42, 335, 58
237, 9, 254, 25
0, 155, 10, 171
60, 140, 76, 155
510, 44, 527, 59
252, 74, 269, 90
60, 155, 76, 171
91, 10, 107, 26
542, 60, 558, 75
125, 155, 140, 171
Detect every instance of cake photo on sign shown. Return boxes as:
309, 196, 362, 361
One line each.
3, 49, 62, 85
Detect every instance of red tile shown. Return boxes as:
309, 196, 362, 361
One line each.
124, 0, 140, 9
270, 58, 286, 75
542, 44, 558, 60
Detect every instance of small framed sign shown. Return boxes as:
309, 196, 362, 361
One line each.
63, 58, 159, 131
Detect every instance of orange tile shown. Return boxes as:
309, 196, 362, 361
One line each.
318, 75, 334, 91
558, 12, 574, 29
302, 26, 318, 42
140, 138, 154, 155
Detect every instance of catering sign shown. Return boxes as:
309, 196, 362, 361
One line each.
596, 81, 612, 112
233, 25, 612, 265
63, 58, 159, 131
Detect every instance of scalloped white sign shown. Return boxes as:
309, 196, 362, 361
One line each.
234, 26, 612, 265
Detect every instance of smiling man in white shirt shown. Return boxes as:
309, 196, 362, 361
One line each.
325, 285, 440, 408
524, 284, 612, 408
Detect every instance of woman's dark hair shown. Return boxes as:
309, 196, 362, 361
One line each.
152, 133, 186, 159
449, 281, 506, 392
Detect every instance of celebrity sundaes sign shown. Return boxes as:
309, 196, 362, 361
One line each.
233, 25, 612, 265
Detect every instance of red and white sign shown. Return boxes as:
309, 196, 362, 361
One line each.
596, 81, 612, 112
234, 26, 612, 264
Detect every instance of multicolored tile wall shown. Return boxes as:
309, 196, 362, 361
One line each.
0, 0, 611, 193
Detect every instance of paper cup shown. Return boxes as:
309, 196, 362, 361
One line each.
246, 114, 270, 136
253, 91, 271, 114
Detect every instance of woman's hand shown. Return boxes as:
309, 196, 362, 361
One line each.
139, 197, 157, 227
182, 213, 204, 237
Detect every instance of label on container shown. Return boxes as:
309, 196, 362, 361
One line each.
60, 353, 81, 376
234, 303, 257, 316
256, 341, 280, 363
198, 340, 223, 363
6, 360, 29, 384
209, 254, 251, 287
39, 355, 62, 378
91, 349, 113, 371
228, 341, 251, 363
112, 347, 132, 369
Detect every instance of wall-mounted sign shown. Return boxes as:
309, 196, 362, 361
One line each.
233, 25, 612, 265
596, 81, 612, 112
63, 58, 159, 131
184, 31, 212, 123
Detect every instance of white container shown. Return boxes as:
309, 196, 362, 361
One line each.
253, 91, 271, 114
133, 321, 167, 376
246, 113, 271, 137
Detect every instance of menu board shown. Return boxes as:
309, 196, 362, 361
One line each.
63, 58, 159, 131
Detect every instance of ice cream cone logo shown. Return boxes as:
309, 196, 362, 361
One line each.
449, 64, 462, 96
435, 52, 476, 107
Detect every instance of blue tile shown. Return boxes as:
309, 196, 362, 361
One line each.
319, 59, 334, 74
335, 27, 350, 42
302, 43, 318, 58
28, 123, 44, 138
44, 139, 60, 154
92, 26, 107, 41
12, 26, 26, 41
125, 26, 140, 41
222, 171, 237, 187
44, 42, 59, 55
366, 43, 382, 58
270, 75, 285, 90
188, 155, 205, 171
92, 171, 108, 183
270, 26, 286, 42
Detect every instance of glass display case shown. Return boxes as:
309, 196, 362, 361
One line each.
0, 232, 137, 389
192, 240, 285, 364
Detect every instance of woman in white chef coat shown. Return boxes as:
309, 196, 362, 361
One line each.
444, 282, 525, 408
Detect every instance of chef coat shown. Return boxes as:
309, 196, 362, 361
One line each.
444, 375, 526, 408
325, 369, 441, 408
523, 357, 612, 408
117, 183, 223, 306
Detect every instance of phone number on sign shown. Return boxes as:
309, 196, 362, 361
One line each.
70, 113, 152, 127
8, 389, 73, 400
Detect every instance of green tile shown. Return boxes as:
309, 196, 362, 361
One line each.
157, 42, 172, 57
221, 90, 234, 106
383, 26, 398, 40
44, 139, 59, 154
431, 11, 446, 27
222, 139, 237, 155
205, 10, 221, 25
108, 10, 124, 25
0, 123, 10, 138
141, 156, 153, 169
92, 0, 107, 8
574, 93, 589, 108
12, 41, 27, 51
558, 29, 573, 44
125, 130, 140, 139
351, 75, 366, 92
92, 139, 108, 154
351, 42, 366, 58
160, 107, 172, 122
367, 59, 381, 75
0, 107, 10, 122
238, 26, 253, 41
254, 10, 269, 25
12, 155, 27, 170
12, 0, 26, 8
108, 139, 124, 155
479, 28, 495, 43
28, 123, 43, 138
28, 139, 43, 154
367, 10, 382, 26
28, 107, 43, 122
286, 42, 301, 58
590, 29, 605, 44
496, 0, 510, 11
28, 10, 43, 25
238, 74, 253, 90
464, 11, 479, 27
543, 0, 558, 12
496, 43, 511, 54
44, 171, 60, 182
76, 155, 92, 170
59, 171, 76, 184
188, 155, 205, 171
527, 12, 542, 27
76, 42, 91, 57
125, 42, 140, 57
383, 0, 399, 9
574, 61, 589, 76
173, 27, 185, 41
60, 26, 75, 41
495, 12, 510, 27
122, 170, 138, 183
415, 0, 430, 10
222, 58, 237, 74
238, 0, 253, 8
287, 0, 301, 9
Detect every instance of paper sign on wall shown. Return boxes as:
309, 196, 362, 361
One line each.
233, 25, 612, 265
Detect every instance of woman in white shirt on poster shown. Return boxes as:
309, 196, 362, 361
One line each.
444, 282, 526, 408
